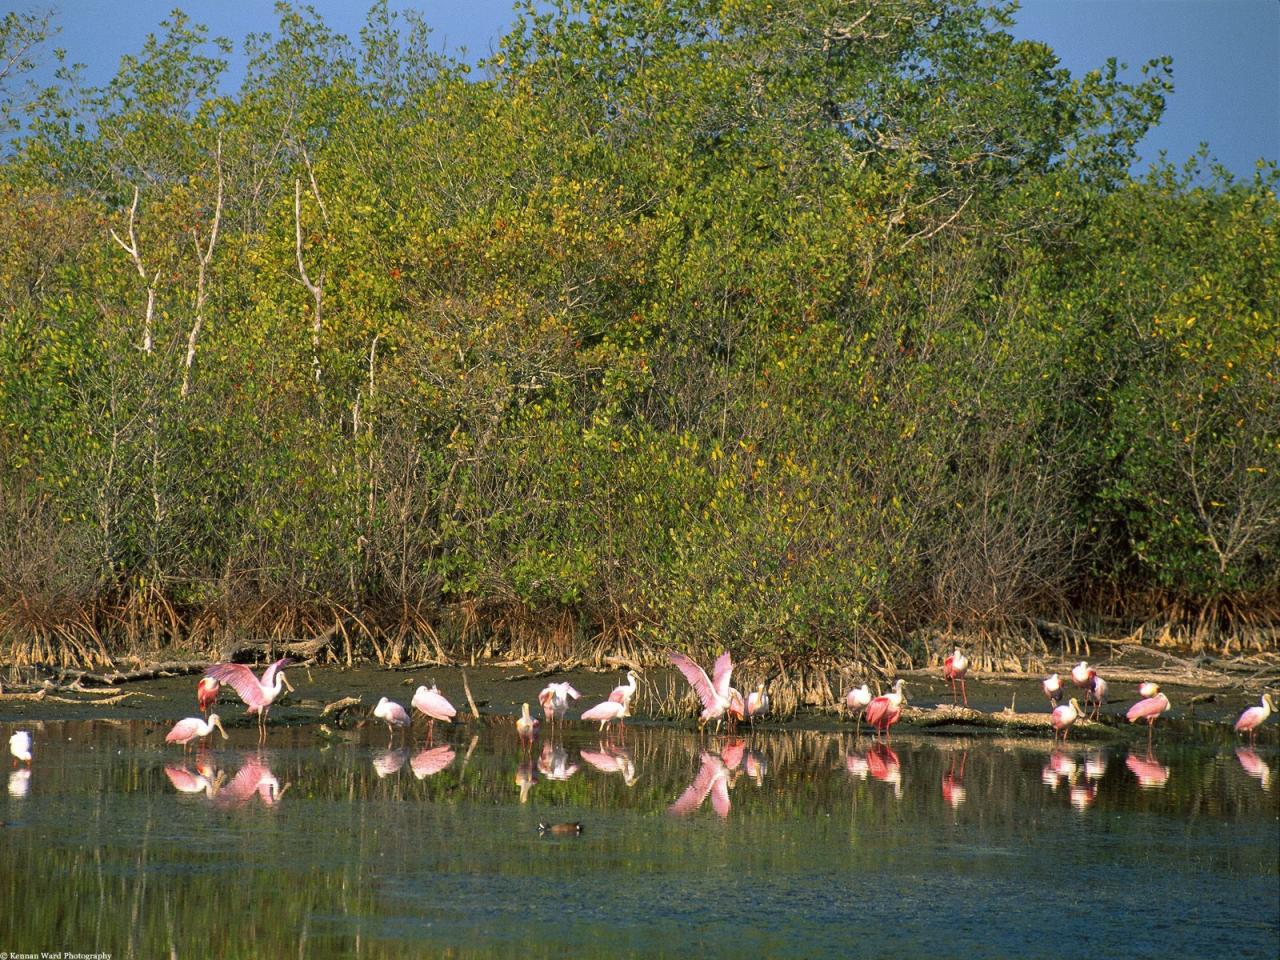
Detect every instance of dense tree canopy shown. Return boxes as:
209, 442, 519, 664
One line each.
0, 1, 1275, 667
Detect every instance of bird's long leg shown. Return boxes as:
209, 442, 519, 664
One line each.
960, 679, 968, 708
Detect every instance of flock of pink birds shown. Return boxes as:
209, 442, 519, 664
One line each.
5, 650, 1275, 779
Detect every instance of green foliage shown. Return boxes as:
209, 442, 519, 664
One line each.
0, 1, 1273, 662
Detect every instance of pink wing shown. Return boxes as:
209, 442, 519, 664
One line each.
261, 657, 291, 689
669, 652, 717, 711
668, 754, 719, 815
608, 689, 626, 704
711, 653, 733, 699
413, 688, 456, 721
1236, 706, 1266, 732
538, 687, 554, 708
166, 718, 204, 743
579, 749, 618, 773
205, 663, 269, 710
865, 697, 889, 727
710, 773, 731, 818
165, 765, 203, 791
410, 746, 455, 779
581, 701, 624, 722
1051, 704, 1072, 728
384, 701, 410, 726
720, 739, 746, 770
565, 685, 581, 700
1126, 695, 1168, 723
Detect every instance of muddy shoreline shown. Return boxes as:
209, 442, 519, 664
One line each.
2, 653, 1276, 747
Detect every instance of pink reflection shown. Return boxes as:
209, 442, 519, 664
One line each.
410, 745, 455, 780
1125, 752, 1169, 790
1236, 748, 1271, 791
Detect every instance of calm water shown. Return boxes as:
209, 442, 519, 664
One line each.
1, 721, 1277, 959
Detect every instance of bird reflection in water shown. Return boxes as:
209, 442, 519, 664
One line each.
941, 750, 967, 809
410, 745, 455, 780
865, 743, 902, 799
8, 768, 30, 798
1085, 751, 1107, 785
580, 742, 638, 786
214, 757, 288, 808
1125, 751, 1169, 790
668, 751, 732, 818
1041, 751, 1079, 790
537, 743, 580, 781
1235, 748, 1271, 791
372, 748, 408, 778
1070, 783, 1098, 811
165, 758, 225, 797
515, 758, 538, 803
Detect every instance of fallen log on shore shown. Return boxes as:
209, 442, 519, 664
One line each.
901, 703, 1121, 739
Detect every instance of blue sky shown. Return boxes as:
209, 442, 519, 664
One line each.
22, 0, 1280, 178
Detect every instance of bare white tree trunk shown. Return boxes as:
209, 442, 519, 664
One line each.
109, 185, 160, 355
294, 176, 326, 386
181, 134, 224, 399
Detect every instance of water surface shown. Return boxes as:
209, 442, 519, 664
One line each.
2, 721, 1277, 959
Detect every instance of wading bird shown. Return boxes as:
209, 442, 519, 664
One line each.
9, 731, 32, 766
580, 698, 627, 735
1138, 681, 1160, 698
538, 681, 581, 727
516, 702, 540, 745
1086, 674, 1108, 720
1126, 686, 1170, 747
865, 680, 906, 740
745, 683, 769, 729
373, 697, 410, 746
1050, 698, 1083, 742
1043, 672, 1064, 708
609, 670, 640, 712
846, 684, 872, 736
1234, 694, 1275, 744
669, 651, 735, 733
165, 714, 227, 752
411, 683, 456, 742
204, 658, 294, 743
943, 648, 969, 706
1071, 661, 1095, 691
197, 677, 220, 716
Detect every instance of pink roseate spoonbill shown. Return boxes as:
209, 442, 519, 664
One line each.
538, 681, 581, 726
846, 684, 872, 737
410, 745, 455, 780
373, 748, 408, 778
745, 683, 769, 730
1235, 748, 1271, 791
726, 687, 747, 732
608, 670, 639, 711
537, 743, 580, 781
669, 651, 735, 733
196, 677, 220, 716
1138, 681, 1160, 699
1086, 675, 1108, 720
1126, 688, 1171, 747
1043, 673, 1063, 708
580, 698, 627, 735
9, 731, 32, 767
516, 702, 540, 745
373, 697, 411, 746
943, 648, 969, 706
1125, 752, 1169, 789
866, 743, 902, 799
1071, 661, 1095, 691
580, 744, 638, 785
411, 683, 456, 742
165, 714, 227, 752
864, 680, 906, 740
1234, 693, 1275, 744
165, 762, 224, 797
204, 658, 294, 742
1050, 698, 1083, 742
668, 752, 732, 818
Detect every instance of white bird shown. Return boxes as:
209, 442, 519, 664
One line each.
669, 651, 735, 731
609, 671, 639, 711
1043, 673, 1063, 707
9, 730, 32, 766
373, 697, 411, 745
516, 702, 540, 744
745, 683, 769, 728
165, 714, 227, 752
580, 698, 627, 733
537, 681, 581, 725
